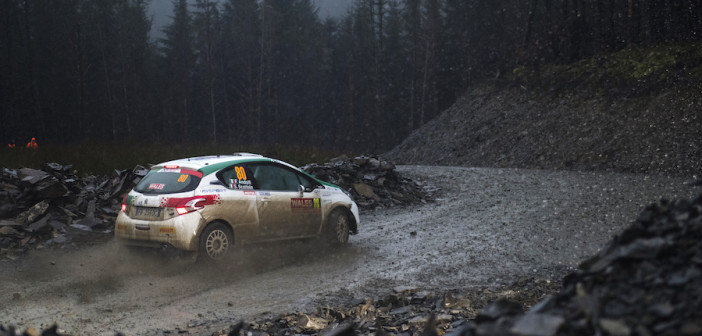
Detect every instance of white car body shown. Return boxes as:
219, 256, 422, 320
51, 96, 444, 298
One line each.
115, 154, 360, 260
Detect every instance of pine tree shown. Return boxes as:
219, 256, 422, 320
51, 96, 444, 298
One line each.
193, 0, 221, 144
161, 0, 196, 142
220, 0, 261, 143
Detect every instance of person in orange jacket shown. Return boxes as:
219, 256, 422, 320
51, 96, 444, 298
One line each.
26, 137, 38, 150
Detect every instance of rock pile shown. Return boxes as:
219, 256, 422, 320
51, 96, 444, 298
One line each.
302, 155, 434, 209
0, 324, 66, 336
209, 279, 558, 336
0, 163, 147, 258
0, 156, 427, 258
463, 195, 702, 335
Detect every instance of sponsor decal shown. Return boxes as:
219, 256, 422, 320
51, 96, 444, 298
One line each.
201, 188, 226, 194
243, 190, 257, 196
231, 178, 253, 190
183, 170, 203, 178
148, 183, 165, 190
291, 198, 321, 213
258, 192, 271, 196
158, 168, 203, 178
159, 227, 175, 233
159, 194, 222, 207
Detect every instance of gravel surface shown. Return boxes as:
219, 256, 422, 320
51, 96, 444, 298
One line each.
0, 166, 697, 335
384, 87, 702, 177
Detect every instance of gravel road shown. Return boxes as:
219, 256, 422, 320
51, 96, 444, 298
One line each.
0, 166, 697, 335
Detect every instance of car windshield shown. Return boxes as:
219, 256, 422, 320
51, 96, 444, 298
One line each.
134, 168, 202, 195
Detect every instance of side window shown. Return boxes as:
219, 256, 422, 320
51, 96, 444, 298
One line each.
218, 165, 255, 190
296, 172, 317, 191
249, 165, 273, 190
250, 164, 310, 192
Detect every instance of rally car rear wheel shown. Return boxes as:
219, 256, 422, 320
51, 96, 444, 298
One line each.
326, 209, 350, 244
199, 222, 233, 261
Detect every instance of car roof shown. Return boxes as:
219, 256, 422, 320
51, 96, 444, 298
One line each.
154, 153, 274, 175
151, 153, 341, 188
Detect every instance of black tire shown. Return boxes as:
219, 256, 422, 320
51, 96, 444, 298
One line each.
326, 209, 350, 245
198, 222, 233, 261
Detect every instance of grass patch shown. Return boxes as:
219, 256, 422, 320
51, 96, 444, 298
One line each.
511, 42, 702, 94
0, 141, 342, 176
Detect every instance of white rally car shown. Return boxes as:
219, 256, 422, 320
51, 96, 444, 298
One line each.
115, 154, 360, 260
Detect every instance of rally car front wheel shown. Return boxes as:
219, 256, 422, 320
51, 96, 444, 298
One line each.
326, 209, 350, 245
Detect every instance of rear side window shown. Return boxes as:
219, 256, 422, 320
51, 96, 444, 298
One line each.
134, 168, 202, 195
218, 165, 256, 190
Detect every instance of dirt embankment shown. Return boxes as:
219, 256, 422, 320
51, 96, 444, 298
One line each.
384, 86, 702, 177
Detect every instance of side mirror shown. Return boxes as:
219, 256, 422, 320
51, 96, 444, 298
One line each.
298, 184, 306, 197
210, 180, 225, 186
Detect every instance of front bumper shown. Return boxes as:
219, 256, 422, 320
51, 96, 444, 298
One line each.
114, 211, 205, 251
350, 202, 361, 234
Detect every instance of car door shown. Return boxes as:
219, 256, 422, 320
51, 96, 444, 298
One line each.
209, 164, 260, 241
249, 163, 323, 239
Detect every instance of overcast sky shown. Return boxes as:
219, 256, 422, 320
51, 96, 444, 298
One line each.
148, 0, 353, 40
314, 0, 353, 17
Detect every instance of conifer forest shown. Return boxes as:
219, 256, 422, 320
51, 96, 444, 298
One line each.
2, 0, 700, 152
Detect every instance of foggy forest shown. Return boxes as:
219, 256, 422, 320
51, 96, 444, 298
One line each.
2, 0, 701, 152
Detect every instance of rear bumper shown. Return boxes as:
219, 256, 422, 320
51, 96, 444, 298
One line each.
116, 238, 174, 249
114, 211, 205, 251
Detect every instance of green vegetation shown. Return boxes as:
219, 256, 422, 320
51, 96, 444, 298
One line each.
512, 42, 702, 94
0, 142, 341, 176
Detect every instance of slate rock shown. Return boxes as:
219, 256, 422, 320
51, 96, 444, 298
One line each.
510, 313, 565, 336
1, 163, 148, 257
16, 200, 50, 224
466, 195, 702, 336
302, 155, 433, 209
18, 168, 49, 185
